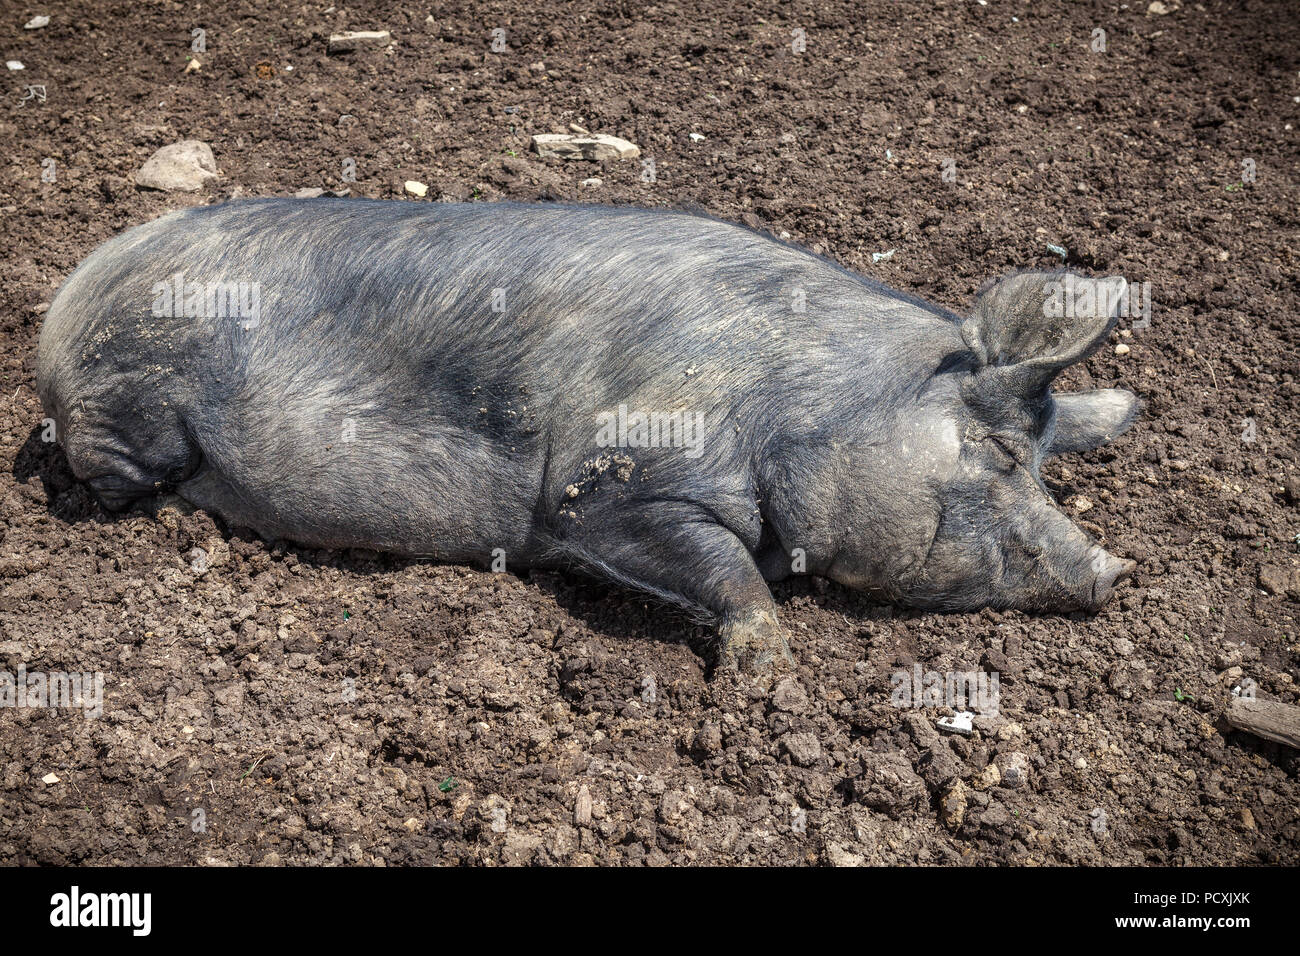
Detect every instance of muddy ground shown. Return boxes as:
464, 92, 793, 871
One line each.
0, 0, 1297, 865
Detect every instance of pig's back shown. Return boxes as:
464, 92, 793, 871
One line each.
39, 199, 964, 554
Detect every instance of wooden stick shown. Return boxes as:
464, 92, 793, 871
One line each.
1226, 697, 1300, 750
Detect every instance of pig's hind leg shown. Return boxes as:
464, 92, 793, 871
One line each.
550, 500, 795, 676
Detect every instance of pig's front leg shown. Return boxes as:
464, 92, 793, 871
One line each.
551, 501, 794, 676
717, 604, 794, 675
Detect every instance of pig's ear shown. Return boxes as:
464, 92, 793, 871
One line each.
1048, 389, 1141, 455
961, 271, 1127, 398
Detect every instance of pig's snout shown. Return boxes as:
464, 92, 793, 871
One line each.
1088, 553, 1136, 609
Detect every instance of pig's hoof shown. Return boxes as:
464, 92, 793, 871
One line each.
718, 608, 794, 678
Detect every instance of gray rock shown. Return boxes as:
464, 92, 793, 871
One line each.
135, 140, 218, 192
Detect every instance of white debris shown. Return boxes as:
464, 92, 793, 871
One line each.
327, 30, 391, 53
404, 180, 428, 197
24, 15, 50, 29
580, 177, 602, 188
6, 61, 24, 71
872, 248, 896, 263
688, 132, 705, 142
937, 711, 974, 736
42, 772, 60, 784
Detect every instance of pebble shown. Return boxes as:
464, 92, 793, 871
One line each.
404, 180, 428, 198
1115, 343, 1131, 355
24, 15, 50, 29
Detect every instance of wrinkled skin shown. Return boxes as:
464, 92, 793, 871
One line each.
36, 200, 1139, 677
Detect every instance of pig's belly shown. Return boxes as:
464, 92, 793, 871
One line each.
175, 410, 545, 560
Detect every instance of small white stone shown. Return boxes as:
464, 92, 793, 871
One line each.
404, 180, 428, 197
24, 15, 50, 29
6, 61, 24, 71
1115, 343, 1131, 355
937, 711, 974, 736
42, 772, 60, 784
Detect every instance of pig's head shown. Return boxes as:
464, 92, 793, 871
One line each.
880, 271, 1139, 613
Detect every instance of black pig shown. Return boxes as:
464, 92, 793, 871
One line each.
37, 200, 1138, 673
